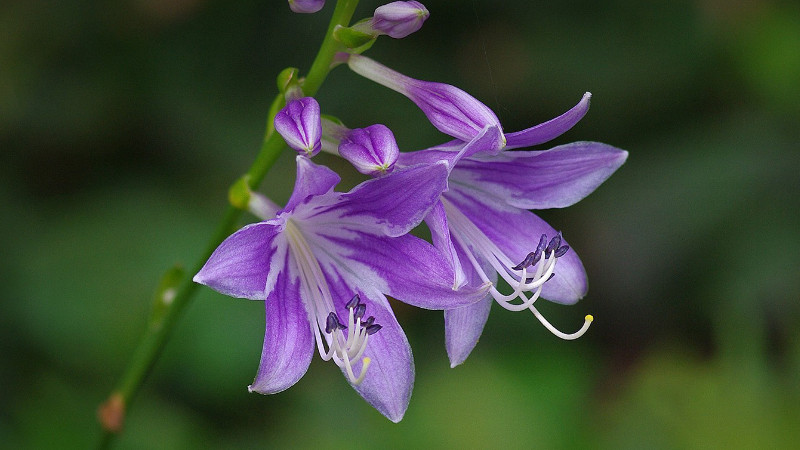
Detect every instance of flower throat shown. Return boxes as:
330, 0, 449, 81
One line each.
284, 219, 380, 384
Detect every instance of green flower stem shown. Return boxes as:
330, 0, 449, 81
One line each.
303, 0, 359, 96
97, 1, 359, 447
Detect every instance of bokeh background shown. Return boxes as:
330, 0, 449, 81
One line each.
2, 0, 799, 448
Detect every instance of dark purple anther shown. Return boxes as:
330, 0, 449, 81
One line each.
366, 324, 383, 335
545, 233, 562, 256
512, 252, 537, 270
354, 303, 367, 321
346, 294, 361, 310
535, 234, 548, 255
554, 245, 570, 258
326, 312, 340, 333
513, 235, 552, 270
363, 316, 375, 327
531, 251, 542, 267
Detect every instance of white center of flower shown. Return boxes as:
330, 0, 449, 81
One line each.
441, 198, 592, 340
285, 219, 375, 384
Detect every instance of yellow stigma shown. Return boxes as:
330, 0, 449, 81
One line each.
359, 357, 372, 381
585, 314, 594, 322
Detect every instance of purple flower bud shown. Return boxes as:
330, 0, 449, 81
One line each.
288, 0, 325, 14
338, 124, 399, 176
347, 54, 503, 145
274, 97, 322, 157
371, 1, 429, 39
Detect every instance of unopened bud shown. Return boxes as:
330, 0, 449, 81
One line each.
339, 124, 399, 176
288, 0, 324, 14
274, 97, 322, 157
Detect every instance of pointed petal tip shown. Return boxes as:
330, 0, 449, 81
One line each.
385, 409, 406, 423
191, 271, 213, 290
247, 380, 298, 395
246, 383, 290, 395
597, 143, 629, 169
504, 93, 593, 149
580, 92, 592, 108
449, 358, 465, 369
446, 345, 471, 368
247, 368, 307, 395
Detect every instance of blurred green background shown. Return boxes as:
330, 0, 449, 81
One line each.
2, 0, 799, 448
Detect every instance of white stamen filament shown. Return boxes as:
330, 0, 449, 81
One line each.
285, 220, 371, 384
442, 198, 592, 340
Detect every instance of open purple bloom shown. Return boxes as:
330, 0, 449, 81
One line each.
288, 0, 325, 14
346, 53, 503, 144
397, 94, 628, 367
194, 156, 486, 421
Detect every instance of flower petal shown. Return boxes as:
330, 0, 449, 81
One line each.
314, 229, 488, 309
325, 269, 413, 422
248, 253, 314, 394
193, 221, 283, 300
395, 125, 504, 170
446, 189, 588, 304
445, 241, 496, 367
283, 156, 341, 213
450, 142, 628, 210
423, 200, 466, 289
504, 92, 591, 149
329, 162, 449, 237
452, 124, 505, 160
445, 296, 492, 368
396, 139, 464, 168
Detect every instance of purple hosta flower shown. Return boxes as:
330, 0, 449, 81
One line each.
288, 0, 324, 14
274, 97, 322, 157
397, 95, 628, 367
338, 124, 400, 176
194, 156, 486, 421
346, 53, 504, 145
369, 1, 430, 38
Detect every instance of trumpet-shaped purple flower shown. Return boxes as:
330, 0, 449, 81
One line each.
194, 156, 486, 421
288, 0, 325, 14
274, 97, 322, 157
397, 94, 628, 367
346, 53, 503, 144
